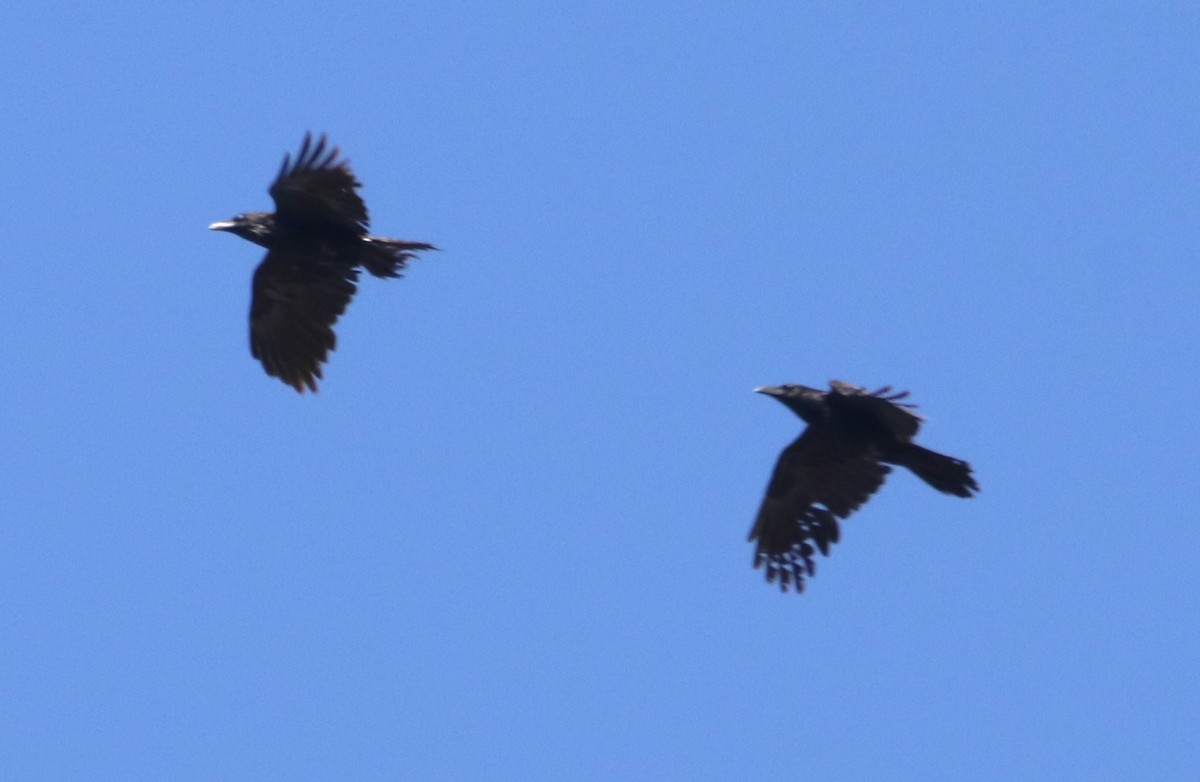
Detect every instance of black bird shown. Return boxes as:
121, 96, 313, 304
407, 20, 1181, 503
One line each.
210, 133, 435, 392
750, 381, 978, 592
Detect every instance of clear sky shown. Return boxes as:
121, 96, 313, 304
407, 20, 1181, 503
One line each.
3, 2, 1197, 779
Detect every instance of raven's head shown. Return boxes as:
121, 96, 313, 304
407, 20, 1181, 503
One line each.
209, 212, 276, 248
755, 384, 829, 424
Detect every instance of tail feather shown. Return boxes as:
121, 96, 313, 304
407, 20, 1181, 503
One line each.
893, 443, 979, 497
361, 236, 437, 279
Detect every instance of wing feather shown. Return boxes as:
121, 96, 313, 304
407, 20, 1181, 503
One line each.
269, 132, 369, 236
749, 424, 890, 592
828, 380, 923, 441
249, 248, 359, 393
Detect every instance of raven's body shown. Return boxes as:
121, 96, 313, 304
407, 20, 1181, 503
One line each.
210, 133, 434, 392
750, 381, 978, 592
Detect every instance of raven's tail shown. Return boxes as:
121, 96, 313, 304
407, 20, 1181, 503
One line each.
893, 443, 979, 497
362, 236, 437, 279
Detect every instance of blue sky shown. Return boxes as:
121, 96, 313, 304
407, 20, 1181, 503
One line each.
3, 2, 1198, 779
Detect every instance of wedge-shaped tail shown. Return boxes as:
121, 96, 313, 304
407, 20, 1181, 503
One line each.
889, 443, 979, 498
362, 237, 438, 279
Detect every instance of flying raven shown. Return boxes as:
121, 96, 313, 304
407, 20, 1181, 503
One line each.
210, 133, 435, 392
750, 381, 978, 592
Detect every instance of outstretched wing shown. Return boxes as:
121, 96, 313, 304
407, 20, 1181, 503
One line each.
249, 249, 359, 393
828, 380, 923, 441
749, 424, 890, 592
269, 133, 369, 236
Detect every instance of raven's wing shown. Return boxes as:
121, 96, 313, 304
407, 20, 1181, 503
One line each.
828, 380, 923, 441
249, 249, 359, 393
749, 423, 890, 592
268, 133, 369, 235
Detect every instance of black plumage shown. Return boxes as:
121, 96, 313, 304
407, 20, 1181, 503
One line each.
750, 381, 979, 593
210, 133, 435, 392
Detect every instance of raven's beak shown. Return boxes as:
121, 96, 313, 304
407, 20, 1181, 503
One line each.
208, 220, 235, 231
754, 386, 782, 396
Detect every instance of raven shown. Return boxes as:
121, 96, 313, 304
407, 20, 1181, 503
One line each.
210, 133, 435, 392
750, 381, 978, 592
